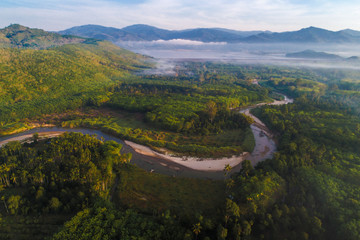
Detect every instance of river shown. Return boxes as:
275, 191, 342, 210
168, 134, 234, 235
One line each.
241, 93, 293, 166
0, 94, 293, 179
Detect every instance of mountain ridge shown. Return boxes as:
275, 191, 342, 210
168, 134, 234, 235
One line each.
0, 24, 85, 49
58, 24, 360, 44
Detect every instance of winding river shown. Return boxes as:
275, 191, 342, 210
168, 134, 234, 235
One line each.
0, 94, 293, 179
241, 94, 293, 166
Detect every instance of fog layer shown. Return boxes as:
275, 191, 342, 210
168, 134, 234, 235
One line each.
117, 40, 360, 70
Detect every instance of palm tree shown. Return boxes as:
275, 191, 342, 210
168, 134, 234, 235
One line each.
20, 170, 28, 185
224, 164, 232, 176
1, 164, 11, 186
11, 173, 17, 185
192, 222, 202, 240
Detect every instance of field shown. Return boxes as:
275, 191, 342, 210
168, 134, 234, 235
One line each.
114, 165, 225, 219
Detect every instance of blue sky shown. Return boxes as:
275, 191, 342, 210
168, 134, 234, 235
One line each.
0, 0, 359, 31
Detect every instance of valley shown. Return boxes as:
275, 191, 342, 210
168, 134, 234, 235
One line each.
0, 24, 359, 240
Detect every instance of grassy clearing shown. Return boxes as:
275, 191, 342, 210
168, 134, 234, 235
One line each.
240, 128, 256, 152
114, 165, 225, 219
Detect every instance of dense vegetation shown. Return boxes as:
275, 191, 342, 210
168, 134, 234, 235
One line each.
0, 133, 129, 238
60, 79, 258, 157
0, 133, 225, 239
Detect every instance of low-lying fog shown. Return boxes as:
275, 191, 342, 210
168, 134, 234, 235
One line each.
117, 40, 360, 71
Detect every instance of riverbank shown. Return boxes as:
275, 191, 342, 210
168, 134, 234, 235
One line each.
125, 140, 250, 171
0, 130, 250, 172
0, 131, 63, 147
0, 93, 293, 174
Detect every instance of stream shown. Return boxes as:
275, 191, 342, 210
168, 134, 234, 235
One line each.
0, 94, 293, 179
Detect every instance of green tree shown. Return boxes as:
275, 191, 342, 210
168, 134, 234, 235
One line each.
192, 222, 202, 240
206, 100, 217, 123
224, 164, 232, 176
33, 133, 39, 143
7, 195, 23, 215
49, 197, 62, 212
217, 224, 228, 240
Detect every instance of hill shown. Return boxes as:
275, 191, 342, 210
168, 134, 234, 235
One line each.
0, 25, 150, 129
286, 50, 342, 59
57, 24, 144, 42
0, 24, 85, 49
286, 49, 360, 61
59, 24, 360, 43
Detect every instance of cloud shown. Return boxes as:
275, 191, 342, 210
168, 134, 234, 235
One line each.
150, 39, 227, 45
0, 0, 359, 31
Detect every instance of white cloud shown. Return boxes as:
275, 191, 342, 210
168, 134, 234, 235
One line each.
151, 39, 227, 45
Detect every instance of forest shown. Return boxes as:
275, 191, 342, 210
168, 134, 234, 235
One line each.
0, 27, 360, 239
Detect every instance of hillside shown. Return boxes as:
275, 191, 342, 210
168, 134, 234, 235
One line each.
59, 24, 360, 43
0, 24, 85, 49
0, 26, 150, 129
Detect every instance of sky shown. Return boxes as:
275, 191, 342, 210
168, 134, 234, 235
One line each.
0, 0, 360, 32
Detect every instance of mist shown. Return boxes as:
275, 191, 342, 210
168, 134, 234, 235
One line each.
117, 40, 360, 71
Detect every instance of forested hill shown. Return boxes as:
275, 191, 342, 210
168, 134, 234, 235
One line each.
0, 27, 151, 133
0, 24, 85, 49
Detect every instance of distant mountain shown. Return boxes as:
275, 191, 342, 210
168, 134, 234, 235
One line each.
286, 50, 360, 62
0, 24, 85, 49
170, 28, 245, 42
244, 27, 360, 43
58, 24, 144, 42
347, 56, 360, 61
58, 24, 360, 44
338, 29, 360, 37
286, 50, 342, 59
59, 24, 271, 43
121, 24, 173, 41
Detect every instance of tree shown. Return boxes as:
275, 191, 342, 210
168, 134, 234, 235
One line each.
239, 160, 254, 177
206, 100, 217, 123
33, 133, 39, 143
226, 199, 240, 219
7, 195, 23, 215
242, 220, 252, 236
192, 222, 202, 239
224, 164, 232, 176
49, 197, 62, 212
10, 173, 17, 185
217, 224, 228, 240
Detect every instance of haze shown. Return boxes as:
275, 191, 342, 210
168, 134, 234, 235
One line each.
119, 40, 360, 72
